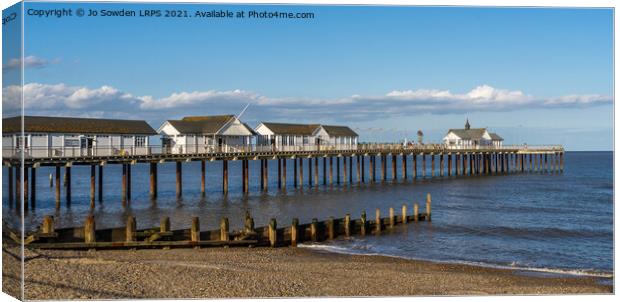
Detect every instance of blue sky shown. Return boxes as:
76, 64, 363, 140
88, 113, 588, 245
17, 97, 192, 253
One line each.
2, 2, 613, 150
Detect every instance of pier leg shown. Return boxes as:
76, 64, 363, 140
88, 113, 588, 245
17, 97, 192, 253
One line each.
470, 153, 474, 175
455, 153, 460, 176
8, 166, 13, 208
389, 207, 395, 228
343, 157, 347, 185
382, 155, 387, 181
291, 218, 299, 247
308, 158, 312, 187
264, 159, 269, 192
299, 157, 303, 189
344, 214, 351, 237
439, 153, 444, 177
127, 164, 132, 201
422, 154, 426, 177
90, 165, 95, 208
349, 155, 353, 184
560, 152, 564, 172
431, 154, 435, 177
260, 159, 265, 190
122, 164, 127, 204
506, 153, 510, 173
150, 162, 158, 200
336, 157, 340, 184
534, 153, 538, 172
278, 159, 282, 189
30, 166, 36, 209
544, 154, 548, 173
413, 154, 417, 179
464, 153, 468, 175
375, 208, 382, 233
244, 160, 249, 194
414, 203, 419, 222
55, 166, 61, 209
65, 166, 71, 206
357, 155, 361, 183
426, 193, 432, 221
84, 215, 96, 243
539, 153, 543, 172
315, 157, 319, 186
223, 160, 228, 194
294, 158, 298, 188
200, 160, 205, 197
268, 219, 277, 247
191, 217, 200, 242
98, 165, 103, 203
323, 157, 327, 185
361, 155, 365, 183
392, 154, 397, 180
176, 161, 183, 198
371, 155, 376, 182
360, 211, 367, 236
329, 157, 333, 185
282, 159, 287, 189
402, 204, 408, 223
402, 154, 407, 180
447, 153, 452, 176
23, 166, 28, 211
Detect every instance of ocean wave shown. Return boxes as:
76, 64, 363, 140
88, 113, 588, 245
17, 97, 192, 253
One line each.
299, 243, 613, 278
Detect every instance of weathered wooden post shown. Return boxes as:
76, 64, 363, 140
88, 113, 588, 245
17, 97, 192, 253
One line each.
447, 153, 452, 176
413, 154, 417, 179
220, 217, 229, 241
357, 155, 362, 183
65, 166, 71, 206
84, 215, 96, 243
122, 164, 127, 204
439, 153, 444, 177
323, 157, 327, 185
8, 166, 14, 208
127, 164, 132, 201
200, 160, 206, 197
360, 211, 367, 236
431, 153, 435, 177
161, 217, 170, 233
413, 203, 419, 222
336, 157, 341, 184
282, 158, 287, 189
361, 155, 365, 183
268, 218, 277, 247
422, 153, 427, 177
392, 154, 397, 180
327, 217, 335, 240
264, 159, 269, 192
329, 157, 333, 185
55, 166, 61, 209
223, 160, 229, 194
315, 157, 319, 186
343, 156, 348, 185
294, 158, 298, 188
529, 154, 533, 172
98, 165, 103, 203
126, 216, 136, 242
260, 159, 265, 190
90, 165, 96, 208
291, 218, 299, 247
464, 153, 468, 175
176, 161, 183, 198
426, 193, 432, 221
369, 155, 375, 182
308, 157, 313, 187
506, 153, 510, 173
244, 212, 255, 233
349, 155, 353, 184
190, 217, 200, 242
42, 215, 55, 235
150, 162, 158, 200
278, 158, 282, 189
560, 152, 564, 172
310, 218, 319, 241
401, 204, 408, 223
389, 207, 395, 228
344, 214, 351, 237
244, 160, 249, 194
375, 208, 382, 233
30, 166, 36, 209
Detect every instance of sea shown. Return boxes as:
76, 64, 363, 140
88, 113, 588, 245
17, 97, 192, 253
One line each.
2, 151, 613, 278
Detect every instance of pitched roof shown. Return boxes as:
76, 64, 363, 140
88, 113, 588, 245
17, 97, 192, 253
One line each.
260, 122, 321, 136
2, 116, 156, 135
447, 128, 487, 140
321, 125, 358, 137
166, 115, 235, 134
489, 132, 504, 141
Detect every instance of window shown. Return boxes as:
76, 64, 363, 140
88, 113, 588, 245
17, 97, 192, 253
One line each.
136, 136, 146, 147
303, 136, 309, 145
64, 139, 79, 147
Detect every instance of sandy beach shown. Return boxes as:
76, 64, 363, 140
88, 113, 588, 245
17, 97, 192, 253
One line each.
1, 242, 612, 300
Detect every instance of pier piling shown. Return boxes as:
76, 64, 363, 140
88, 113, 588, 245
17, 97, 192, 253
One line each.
344, 214, 351, 237
414, 203, 419, 222
176, 161, 183, 198
268, 218, 277, 247
291, 218, 299, 247
84, 215, 96, 243
190, 217, 200, 242
126, 216, 136, 242
375, 208, 381, 233
220, 217, 229, 241
55, 166, 60, 208
426, 193, 432, 221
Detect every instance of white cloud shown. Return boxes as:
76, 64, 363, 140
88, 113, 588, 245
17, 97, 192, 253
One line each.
2, 83, 612, 123
2, 55, 51, 71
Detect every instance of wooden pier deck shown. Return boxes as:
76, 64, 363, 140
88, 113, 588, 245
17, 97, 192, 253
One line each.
3, 144, 564, 211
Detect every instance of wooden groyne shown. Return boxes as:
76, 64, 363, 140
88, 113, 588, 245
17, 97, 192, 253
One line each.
4, 194, 434, 250
3, 145, 564, 211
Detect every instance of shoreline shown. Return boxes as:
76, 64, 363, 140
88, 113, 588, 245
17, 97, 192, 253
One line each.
2, 243, 612, 299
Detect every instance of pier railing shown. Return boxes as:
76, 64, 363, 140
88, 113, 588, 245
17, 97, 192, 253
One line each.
2, 143, 564, 160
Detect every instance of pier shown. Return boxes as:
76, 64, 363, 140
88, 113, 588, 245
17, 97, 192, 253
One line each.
3, 144, 564, 211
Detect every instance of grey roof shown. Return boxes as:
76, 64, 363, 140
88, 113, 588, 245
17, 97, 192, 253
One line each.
260, 122, 321, 136
166, 115, 230, 134
321, 125, 358, 137
447, 128, 487, 140
2, 116, 156, 135
489, 133, 504, 141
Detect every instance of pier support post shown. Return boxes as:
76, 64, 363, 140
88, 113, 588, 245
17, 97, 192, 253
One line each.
336, 157, 341, 184
327, 217, 335, 240
299, 157, 303, 188
268, 218, 277, 247
84, 215, 96, 243
455, 153, 460, 176
201, 160, 205, 197
431, 153, 435, 177
422, 154, 426, 177
539, 153, 544, 172
223, 160, 229, 194
464, 153, 468, 175
343, 157, 348, 185
42, 216, 55, 235
392, 154, 397, 180
149, 162, 158, 200
8, 166, 14, 208
414, 203, 419, 222
127, 164, 132, 201
402, 204, 408, 223
294, 158, 298, 188
448, 153, 452, 176
264, 159, 269, 192
439, 153, 444, 177
369, 156, 375, 182
176, 161, 183, 198
506, 153, 510, 172
65, 166, 71, 206
260, 159, 265, 190
380, 155, 385, 181
389, 207, 395, 228
122, 164, 127, 204
402, 154, 407, 180
55, 166, 61, 209
90, 165, 96, 208
344, 214, 351, 237
469, 153, 474, 175
291, 218, 299, 247
98, 165, 103, 203
413, 154, 417, 179
357, 155, 362, 183
308, 158, 312, 187
244, 160, 249, 194
375, 208, 382, 233
315, 157, 319, 186
349, 155, 353, 184
23, 166, 28, 211
278, 159, 282, 189
30, 166, 36, 209
534, 153, 538, 172
529, 154, 533, 172
323, 157, 327, 185
544, 154, 548, 173
329, 157, 333, 185
310, 218, 319, 242
282, 159, 287, 189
